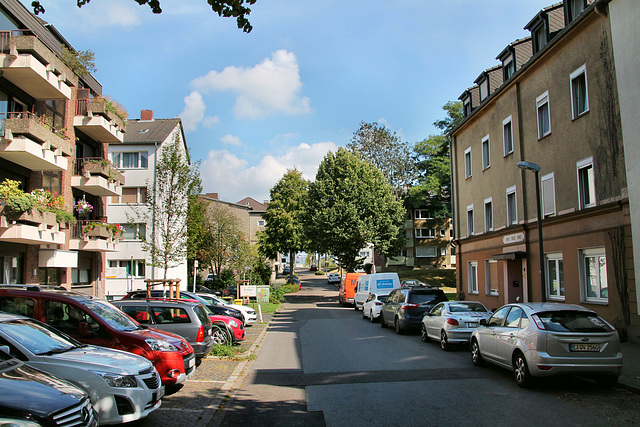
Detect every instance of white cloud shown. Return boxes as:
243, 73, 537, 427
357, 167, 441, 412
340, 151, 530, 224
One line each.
191, 50, 311, 118
201, 141, 338, 203
51, 0, 142, 29
179, 91, 219, 132
221, 135, 242, 147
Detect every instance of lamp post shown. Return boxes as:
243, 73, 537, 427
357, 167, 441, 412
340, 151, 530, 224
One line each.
516, 161, 546, 303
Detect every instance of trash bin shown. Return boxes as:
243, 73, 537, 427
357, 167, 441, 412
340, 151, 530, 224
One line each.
233, 299, 243, 305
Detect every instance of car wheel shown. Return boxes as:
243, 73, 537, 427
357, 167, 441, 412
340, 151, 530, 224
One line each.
594, 375, 619, 388
211, 325, 232, 346
369, 310, 376, 323
440, 330, 450, 351
513, 352, 533, 388
420, 323, 430, 342
394, 317, 403, 335
471, 339, 485, 367
380, 313, 388, 328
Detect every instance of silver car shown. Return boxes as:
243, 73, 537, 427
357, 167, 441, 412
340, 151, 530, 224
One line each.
470, 302, 623, 387
421, 301, 492, 350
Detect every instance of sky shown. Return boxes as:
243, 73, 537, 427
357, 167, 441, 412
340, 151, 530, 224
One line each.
23, 0, 553, 203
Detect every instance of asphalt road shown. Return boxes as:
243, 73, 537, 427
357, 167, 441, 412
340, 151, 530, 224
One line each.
215, 270, 640, 427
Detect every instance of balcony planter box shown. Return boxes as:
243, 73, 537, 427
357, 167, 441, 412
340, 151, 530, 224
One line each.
0, 206, 56, 226
5, 115, 73, 156
82, 223, 111, 239
86, 99, 126, 132
82, 161, 124, 185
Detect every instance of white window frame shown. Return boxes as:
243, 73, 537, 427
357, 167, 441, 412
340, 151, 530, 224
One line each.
464, 147, 472, 179
580, 248, 608, 303
506, 186, 517, 226
257, 220, 266, 227
503, 116, 513, 156
503, 55, 515, 80
482, 134, 490, 170
415, 228, 436, 239
416, 246, 437, 258
479, 79, 489, 101
468, 261, 478, 294
467, 204, 474, 236
415, 210, 432, 219
541, 172, 556, 217
484, 197, 493, 232
122, 223, 146, 241
577, 157, 596, 209
112, 151, 149, 169
485, 259, 498, 296
536, 91, 551, 139
546, 252, 564, 301
570, 64, 589, 119
440, 247, 447, 256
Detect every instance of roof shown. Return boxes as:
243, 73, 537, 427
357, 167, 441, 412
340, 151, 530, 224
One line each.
237, 197, 268, 211
124, 119, 182, 145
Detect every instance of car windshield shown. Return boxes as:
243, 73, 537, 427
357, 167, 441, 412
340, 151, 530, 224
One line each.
537, 311, 614, 333
449, 302, 488, 313
197, 294, 225, 306
81, 300, 141, 332
0, 319, 79, 355
408, 292, 446, 304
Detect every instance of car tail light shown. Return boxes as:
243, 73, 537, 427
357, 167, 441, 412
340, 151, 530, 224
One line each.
446, 318, 459, 326
401, 303, 419, 309
374, 302, 383, 306
531, 314, 546, 330
196, 325, 205, 343
537, 365, 553, 371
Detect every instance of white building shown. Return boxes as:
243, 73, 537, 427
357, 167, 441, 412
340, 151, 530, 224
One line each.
105, 110, 188, 298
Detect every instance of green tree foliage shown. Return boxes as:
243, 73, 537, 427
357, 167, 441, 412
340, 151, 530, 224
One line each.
348, 121, 416, 197
31, 0, 258, 33
258, 168, 309, 275
304, 148, 405, 272
129, 134, 201, 280
59, 46, 96, 77
406, 101, 463, 217
201, 203, 246, 276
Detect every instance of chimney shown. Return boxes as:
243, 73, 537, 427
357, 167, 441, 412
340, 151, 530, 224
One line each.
140, 110, 153, 121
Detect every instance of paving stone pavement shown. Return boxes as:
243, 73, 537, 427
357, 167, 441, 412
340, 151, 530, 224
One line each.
129, 311, 275, 426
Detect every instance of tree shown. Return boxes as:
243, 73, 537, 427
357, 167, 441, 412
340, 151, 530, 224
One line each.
304, 148, 405, 272
31, 0, 258, 33
201, 203, 246, 276
347, 121, 416, 197
406, 101, 463, 217
129, 134, 201, 280
258, 168, 308, 275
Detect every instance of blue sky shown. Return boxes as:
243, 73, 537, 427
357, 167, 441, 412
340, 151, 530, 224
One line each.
25, 0, 552, 203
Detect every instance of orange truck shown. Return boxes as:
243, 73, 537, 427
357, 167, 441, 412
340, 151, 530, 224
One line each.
338, 272, 365, 306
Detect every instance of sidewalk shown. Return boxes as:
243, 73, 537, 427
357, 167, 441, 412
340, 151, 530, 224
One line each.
619, 341, 640, 393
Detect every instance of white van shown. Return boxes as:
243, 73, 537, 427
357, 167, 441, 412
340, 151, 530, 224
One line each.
354, 272, 400, 310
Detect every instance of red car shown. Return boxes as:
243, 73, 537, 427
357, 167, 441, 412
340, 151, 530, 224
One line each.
210, 314, 245, 343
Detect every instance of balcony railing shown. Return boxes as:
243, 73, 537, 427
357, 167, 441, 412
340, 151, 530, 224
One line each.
69, 219, 120, 252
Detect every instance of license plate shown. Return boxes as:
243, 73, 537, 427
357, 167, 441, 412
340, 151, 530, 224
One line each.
153, 386, 165, 402
467, 322, 478, 328
188, 358, 195, 368
570, 343, 600, 352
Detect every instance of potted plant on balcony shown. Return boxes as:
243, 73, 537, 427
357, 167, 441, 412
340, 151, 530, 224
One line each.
82, 159, 124, 185
0, 179, 56, 225
82, 221, 111, 239
31, 189, 76, 229
74, 198, 93, 218
106, 223, 124, 240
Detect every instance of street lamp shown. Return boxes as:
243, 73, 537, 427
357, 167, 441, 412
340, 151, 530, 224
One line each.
516, 161, 546, 303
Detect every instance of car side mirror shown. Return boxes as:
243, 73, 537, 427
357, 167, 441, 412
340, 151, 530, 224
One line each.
77, 322, 93, 337
0, 345, 10, 355
479, 319, 488, 327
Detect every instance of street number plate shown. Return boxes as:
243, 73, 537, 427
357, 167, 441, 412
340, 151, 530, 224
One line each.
570, 343, 600, 352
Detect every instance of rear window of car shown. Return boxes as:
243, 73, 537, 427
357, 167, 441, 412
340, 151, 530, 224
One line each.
378, 295, 388, 303
408, 291, 447, 304
449, 302, 488, 313
194, 305, 210, 325
537, 311, 614, 333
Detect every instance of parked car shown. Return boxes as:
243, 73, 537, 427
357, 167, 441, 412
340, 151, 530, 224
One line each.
112, 299, 214, 358
0, 312, 163, 425
401, 279, 427, 287
211, 314, 245, 343
354, 272, 401, 311
470, 302, 623, 388
287, 275, 301, 289
309, 265, 318, 271
0, 348, 98, 427
362, 293, 388, 323
196, 292, 258, 324
338, 272, 364, 306
221, 284, 238, 299
380, 287, 448, 334
421, 301, 492, 350
0, 287, 196, 386
282, 266, 290, 275
327, 273, 341, 285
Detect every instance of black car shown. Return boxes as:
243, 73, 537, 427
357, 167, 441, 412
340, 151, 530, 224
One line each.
122, 289, 245, 324
0, 349, 97, 426
380, 287, 448, 334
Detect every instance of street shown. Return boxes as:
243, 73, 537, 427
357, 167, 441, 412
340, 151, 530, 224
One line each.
215, 270, 640, 427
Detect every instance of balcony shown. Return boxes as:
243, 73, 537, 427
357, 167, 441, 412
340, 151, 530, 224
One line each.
74, 98, 126, 143
0, 114, 68, 171
0, 31, 77, 100
4, 111, 73, 156
68, 220, 120, 252
0, 206, 65, 245
71, 157, 124, 197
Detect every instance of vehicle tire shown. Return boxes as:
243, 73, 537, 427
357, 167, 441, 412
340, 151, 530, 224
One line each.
594, 375, 619, 388
362, 308, 367, 319
369, 310, 376, 323
394, 317, 404, 335
420, 323, 430, 342
211, 325, 232, 346
440, 330, 450, 351
513, 352, 533, 388
354, 304, 359, 311
471, 339, 485, 367
380, 313, 388, 328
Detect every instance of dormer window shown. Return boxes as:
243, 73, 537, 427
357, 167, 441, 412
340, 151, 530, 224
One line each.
479, 79, 489, 101
532, 23, 547, 53
463, 99, 472, 117
567, 0, 587, 23
503, 55, 515, 80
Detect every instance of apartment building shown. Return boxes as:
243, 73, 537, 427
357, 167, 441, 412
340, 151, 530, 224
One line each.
0, 0, 124, 296
450, 0, 638, 335
105, 111, 188, 297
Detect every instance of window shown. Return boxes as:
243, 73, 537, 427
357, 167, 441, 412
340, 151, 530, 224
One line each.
532, 24, 547, 53
415, 210, 432, 219
468, 261, 478, 294
463, 99, 472, 117
488, 306, 510, 327
485, 259, 498, 296
567, 0, 587, 22
43, 100, 65, 131
503, 116, 513, 156
467, 205, 474, 236
546, 253, 564, 300
116, 187, 147, 204
440, 229, 446, 237
440, 247, 447, 256
479, 79, 489, 101
122, 223, 146, 240
108, 260, 146, 277
112, 151, 148, 169
536, 91, 551, 138
43, 171, 62, 194
503, 55, 515, 80
580, 248, 608, 303
541, 173, 556, 217
570, 64, 589, 118
464, 148, 472, 178
416, 246, 437, 258
505, 307, 525, 328
506, 186, 517, 226
416, 228, 436, 238
577, 157, 596, 209
482, 135, 490, 170
257, 220, 266, 227
484, 198, 493, 232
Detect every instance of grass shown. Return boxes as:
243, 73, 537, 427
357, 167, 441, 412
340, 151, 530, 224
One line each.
210, 344, 247, 358
245, 302, 280, 314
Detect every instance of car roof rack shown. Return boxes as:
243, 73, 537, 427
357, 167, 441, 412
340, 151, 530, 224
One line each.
0, 283, 66, 292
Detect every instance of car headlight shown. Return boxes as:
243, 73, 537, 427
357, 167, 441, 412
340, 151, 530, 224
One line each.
247, 310, 256, 315
145, 339, 179, 352
228, 319, 239, 328
92, 371, 138, 388
0, 417, 41, 427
